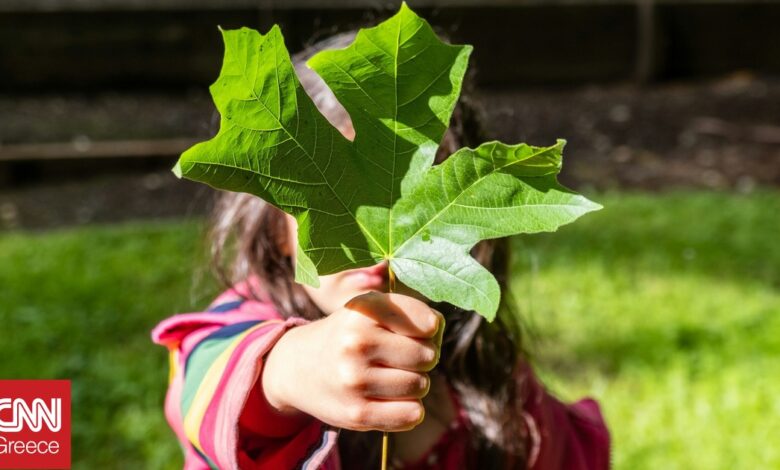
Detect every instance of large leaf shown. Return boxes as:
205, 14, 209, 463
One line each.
174, 3, 601, 320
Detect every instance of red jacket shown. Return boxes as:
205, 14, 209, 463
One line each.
152, 282, 610, 469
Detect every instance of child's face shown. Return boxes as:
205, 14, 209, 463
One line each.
283, 213, 422, 314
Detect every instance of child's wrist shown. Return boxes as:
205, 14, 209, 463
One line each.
262, 325, 306, 417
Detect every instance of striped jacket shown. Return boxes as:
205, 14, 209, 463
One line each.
152, 281, 610, 469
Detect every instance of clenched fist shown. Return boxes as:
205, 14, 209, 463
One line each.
261, 292, 445, 432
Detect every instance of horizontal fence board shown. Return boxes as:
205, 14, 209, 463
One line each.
3, 0, 780, 12
0, 138, 198, 161
1, 3, 779, 89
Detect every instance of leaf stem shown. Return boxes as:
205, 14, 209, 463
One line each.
388, 264, 396, 293
381, 264, 396, 470
381, 432, 389, 470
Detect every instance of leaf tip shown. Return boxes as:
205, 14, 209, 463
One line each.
473, 302, 498, 323
217, 24, 231, 40
589, 200, 605, 212
481, 296, 500, 323
576, 195, 604, 216
171, 161, 183, 179
267, 23, 282, 35
304, 54, 320, 72
397, 1, 421, 20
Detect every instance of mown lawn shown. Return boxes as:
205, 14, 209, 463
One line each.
0, 190, 777, 469
514, 190, 780, 469
0, 220, 213, 469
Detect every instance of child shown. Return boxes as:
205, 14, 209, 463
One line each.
152, 32, 610, 470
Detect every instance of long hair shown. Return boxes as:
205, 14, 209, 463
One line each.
209, 32, 531, 469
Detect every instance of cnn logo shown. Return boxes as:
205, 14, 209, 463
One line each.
0, 380, 70, 469
0, 398, 61, 433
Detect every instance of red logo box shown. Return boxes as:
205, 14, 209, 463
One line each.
0, 380, 71, 469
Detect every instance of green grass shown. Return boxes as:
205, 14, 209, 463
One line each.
0, 221, 218, 469
0, 190, 778, 469
513, 190, 780, 469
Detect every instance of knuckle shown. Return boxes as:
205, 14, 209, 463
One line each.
338, 364, 365, 391
350, 376, 369, 394
339, 331, 372, 357
345, 402, 370, 426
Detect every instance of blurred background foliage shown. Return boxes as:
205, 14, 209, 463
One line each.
1, 1, 778, 468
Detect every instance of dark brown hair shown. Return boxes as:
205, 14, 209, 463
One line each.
210, 32, 531, 469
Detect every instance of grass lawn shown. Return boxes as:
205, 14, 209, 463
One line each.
0, 220, 213, 469
1, 190, 778, 469
514, 190, 780, 469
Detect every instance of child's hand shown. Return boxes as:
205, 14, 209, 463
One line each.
262, 291, 444, 432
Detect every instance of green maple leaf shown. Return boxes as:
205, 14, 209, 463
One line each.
174, 3, 601, 321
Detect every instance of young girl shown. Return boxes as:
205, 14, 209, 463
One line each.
152, 33, 610, 470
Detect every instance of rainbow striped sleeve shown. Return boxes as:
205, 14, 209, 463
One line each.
153, 298, 341, 470
181, 320, 281, 468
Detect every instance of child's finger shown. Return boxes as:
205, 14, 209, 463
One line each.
347, 399, 425, 432
345, 292, 442, 338
369, 330, 439, 372
360, 367, 430, 399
